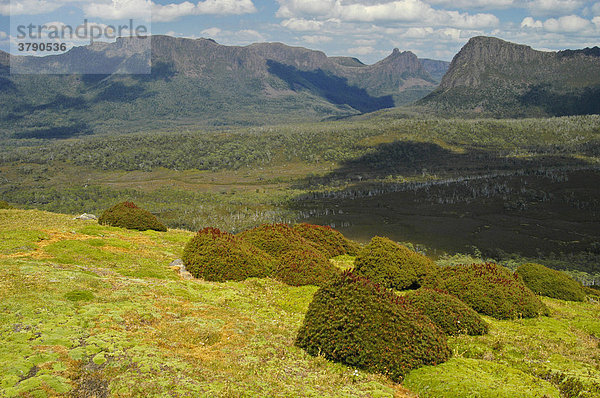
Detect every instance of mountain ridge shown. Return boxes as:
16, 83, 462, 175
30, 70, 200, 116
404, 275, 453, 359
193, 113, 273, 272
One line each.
421, 36, 600, 116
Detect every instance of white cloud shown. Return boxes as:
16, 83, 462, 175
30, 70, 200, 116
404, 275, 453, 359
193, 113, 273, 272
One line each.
521, 14, 593, 32
520, 16, 543, 28
3, 0, 256, 20
0, 31, 7, 39
542, 14, 590, 32
593, 16, 600, 27
201, 27, 222, 37
593, 2, 600, 15
301, 34, 333, 43
276, 0, 499, 29
281, 18, 324, 31
525, 0, 584, 17
347, 45, 375, 55
354, 38, 377, 45
427, 0, 515, 9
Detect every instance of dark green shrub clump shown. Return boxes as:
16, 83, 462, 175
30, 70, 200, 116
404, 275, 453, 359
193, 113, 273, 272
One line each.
405, 289, 489, 336
183, 227, 273, 282
516, 263, 586, 302
296, 272, 451, 382
426, 263, 549, 320
273, 249, 340, 287
353, 236, 439, 290
292, 223, 360, 257
0, 201, 12, 209
98, 201, 167, 232
238, 223, 325, 258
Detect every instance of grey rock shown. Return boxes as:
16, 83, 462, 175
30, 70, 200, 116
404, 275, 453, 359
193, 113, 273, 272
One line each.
169, 259, 184, 267
74, 213, 97, 221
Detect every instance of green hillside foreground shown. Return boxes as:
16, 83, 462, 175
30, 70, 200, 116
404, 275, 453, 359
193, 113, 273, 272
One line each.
1, 209, 599, 397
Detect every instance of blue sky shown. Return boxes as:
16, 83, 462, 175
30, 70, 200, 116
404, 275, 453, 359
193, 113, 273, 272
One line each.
1, 0, 599, 62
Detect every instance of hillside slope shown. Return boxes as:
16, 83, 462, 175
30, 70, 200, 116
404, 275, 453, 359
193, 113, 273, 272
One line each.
420, 36, 600, 117
1, 209, 599, 397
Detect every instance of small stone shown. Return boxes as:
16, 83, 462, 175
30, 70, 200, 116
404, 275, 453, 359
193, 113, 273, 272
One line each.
74, 213, 97, 221
169, 259, 184, 267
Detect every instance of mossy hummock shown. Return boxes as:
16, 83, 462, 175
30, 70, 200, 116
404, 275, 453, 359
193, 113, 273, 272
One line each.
353, 236, 439, 290
405, 289, 489, 336
238, 223, 325, 258
296, 272, 451, 382
426, 262, 549, 319
183, 227, 274, 282
516, 263, 586, 302
273, 249, 340, 287
98, 201, 167, 232
292, 223, 360, 257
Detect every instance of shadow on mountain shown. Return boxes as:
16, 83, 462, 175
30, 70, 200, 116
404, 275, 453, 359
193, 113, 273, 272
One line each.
288, 140, 599, 264
94, 82, 153, 102
520, 85, 600, 116
267, 60, 394, 113
13, 122, 93, 139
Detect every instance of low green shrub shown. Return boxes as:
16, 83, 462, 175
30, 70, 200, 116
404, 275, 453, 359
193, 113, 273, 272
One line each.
292, 223, 360, 257
425, 262, 548, 319
516, 263, 586, 302
353, 236, 439, 290
238, 223, 325, 258
0, 200, 12, 209
98, 201, 167, 232
183, 227, 273, 282
405, 289, 489, 336
273, 249, 340, 286
296, 271, 451, 382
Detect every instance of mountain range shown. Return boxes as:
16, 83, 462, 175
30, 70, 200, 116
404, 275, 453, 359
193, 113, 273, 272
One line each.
1, 35, 599, 139
0, 35, 446, 137
421, 36, 600, 116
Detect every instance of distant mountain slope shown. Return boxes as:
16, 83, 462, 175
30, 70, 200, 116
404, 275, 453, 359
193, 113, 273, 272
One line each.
0, 36, 440, 137
419, 58, 450, 82
420, 36, 600, 117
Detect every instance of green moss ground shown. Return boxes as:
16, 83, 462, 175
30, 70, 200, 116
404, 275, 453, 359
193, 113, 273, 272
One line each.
1, 209, 599, 397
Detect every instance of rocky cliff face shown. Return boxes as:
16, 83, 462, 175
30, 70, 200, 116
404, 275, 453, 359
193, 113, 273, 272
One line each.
421, 36, 600, 116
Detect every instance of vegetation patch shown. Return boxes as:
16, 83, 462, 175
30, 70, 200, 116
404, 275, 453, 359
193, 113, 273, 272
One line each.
238, 223, 325, 258
292, 223, 360, 257
0, 201, 12, 209
64, 290, 95, 302
296, 271, 451, 382
273, 249, 340, 287
426, 262, 549, 319
403, 358, 560, 398
353, 236, 439, 290
405, 289, 489, 336
516, 263, 586, 302
98, 201, 167, 232
182, 227, 274, 282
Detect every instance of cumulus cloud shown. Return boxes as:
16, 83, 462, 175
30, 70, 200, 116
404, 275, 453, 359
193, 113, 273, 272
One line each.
425, 0, 515, 9
521, 14, 592, 32
0, 30, 7, 39
281, 18, 324, 31
201, 27, 222, 37
301, 34, 333, 43
3, 0, 256, 20
525, 0, 584, 17
347, 45, 376, 55
276, 0, 499, 29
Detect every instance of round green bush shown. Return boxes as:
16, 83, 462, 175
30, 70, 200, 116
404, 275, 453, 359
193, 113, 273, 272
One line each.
273, 249, 340, 286
98, 201, 167, 232
515, 263, 585, 302
405, 289, 489, 336
183, 227, 274, 282
238, 223, 325, 258
0, 200, 12, 209
292, 223, 360, 257
296, 272, 451, 382
426, 263, 549, 320
353, 236, 439, 291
